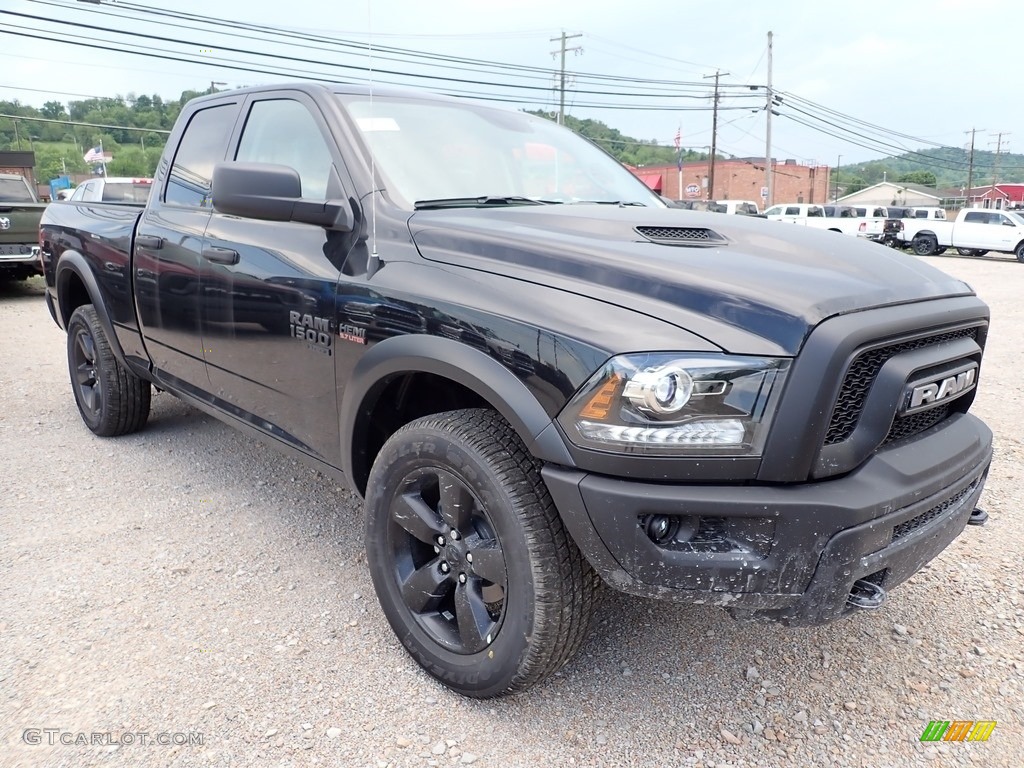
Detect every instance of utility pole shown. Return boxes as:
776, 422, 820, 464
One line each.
989, 131, 1009, 206
14, 119, 21, 150
834, 154, 842, 202
550, 32, 582, 125
703, 69, 729, 200
964, 128, 982, 209
765, 31, 773, 208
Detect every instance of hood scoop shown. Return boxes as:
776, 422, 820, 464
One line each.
635, 225, 726, 247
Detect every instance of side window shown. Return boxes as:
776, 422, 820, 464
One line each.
235, 99, 333, 200
785, 206, 799, 215
765, 206, 781, 216
69, 183, 87, 201
808, 206, 824, 217
964, 211, 986, 223
165, 104, 237, 208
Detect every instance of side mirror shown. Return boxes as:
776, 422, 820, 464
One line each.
212, 162, 354, 232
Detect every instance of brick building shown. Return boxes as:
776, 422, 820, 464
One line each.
631, 158, 831, 208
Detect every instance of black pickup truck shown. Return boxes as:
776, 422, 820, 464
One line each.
40, 83, 993, 698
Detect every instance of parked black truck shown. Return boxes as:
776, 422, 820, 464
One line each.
40, 84, 993, 698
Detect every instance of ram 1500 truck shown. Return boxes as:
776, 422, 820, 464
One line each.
40, 84, 993, 698
0, 172, 46, 279
900, 207, 1024, 260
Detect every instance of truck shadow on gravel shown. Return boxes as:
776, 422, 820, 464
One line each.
0, 276, 47, 301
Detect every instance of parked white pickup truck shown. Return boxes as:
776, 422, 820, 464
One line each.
764, 203, 825, 223
900, 208, 1024, 261
822, 205, 885, 241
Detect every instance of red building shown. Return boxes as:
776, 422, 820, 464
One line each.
966, 183, 1024, 210
629, 158, 831, 208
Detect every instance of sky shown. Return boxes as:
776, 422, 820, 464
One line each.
2, 0, 1019, 175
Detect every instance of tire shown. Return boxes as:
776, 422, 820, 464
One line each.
912, 235, 937, 256
933, 247, 948, 255
972, 250, 988, 257
1016, 242, 1024, 263
956, 248, 987, 257
67, 305, 151, 436
364, 408, 599, 698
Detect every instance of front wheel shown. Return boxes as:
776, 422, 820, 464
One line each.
1016, 242, 1024, 263
67, 305, 151, 436
364, 409, 598, 698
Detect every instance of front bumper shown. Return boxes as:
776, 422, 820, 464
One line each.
543, 413, 991, 626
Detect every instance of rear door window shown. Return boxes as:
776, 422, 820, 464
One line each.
164, 104, 238, 208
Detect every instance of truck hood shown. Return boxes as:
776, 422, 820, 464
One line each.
408, 205, 974, 355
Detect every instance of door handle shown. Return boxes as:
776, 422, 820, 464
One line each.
202, 246, 240, 265
135, 234, 164, 250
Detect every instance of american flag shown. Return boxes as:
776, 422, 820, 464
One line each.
83, 146, 104, 163
673, 126, 681, 151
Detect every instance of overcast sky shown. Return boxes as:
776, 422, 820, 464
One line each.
2, 0, 1017, 173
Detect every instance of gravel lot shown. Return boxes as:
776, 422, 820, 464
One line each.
2, 254, 1023, 768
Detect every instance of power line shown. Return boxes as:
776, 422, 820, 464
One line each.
0, 112, 171, 133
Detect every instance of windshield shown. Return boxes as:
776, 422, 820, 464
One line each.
336, 94, 664, 209
0, 177, 35, 203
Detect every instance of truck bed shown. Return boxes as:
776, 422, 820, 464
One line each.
39, 201, 145, 356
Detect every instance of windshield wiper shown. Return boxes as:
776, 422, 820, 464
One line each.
413, 195, 560, 210
568, 200, 648, 207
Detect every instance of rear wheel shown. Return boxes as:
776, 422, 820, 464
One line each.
912, 235, 937, 256
1016, 242, 1024, 263
957, 248, 987, 257
67, 305, 151, 436
364, 408, 598, 698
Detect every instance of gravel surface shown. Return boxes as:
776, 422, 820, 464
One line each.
2, 255, 1023, 768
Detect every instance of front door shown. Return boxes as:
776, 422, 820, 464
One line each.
200, 93, 358, 462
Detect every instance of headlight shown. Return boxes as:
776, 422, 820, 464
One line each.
558, 353, 791, 456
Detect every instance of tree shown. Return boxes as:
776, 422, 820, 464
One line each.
896, 170, 937, 187
41, 101, 67, 120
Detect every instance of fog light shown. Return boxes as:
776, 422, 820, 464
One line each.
645, 515, 679, 544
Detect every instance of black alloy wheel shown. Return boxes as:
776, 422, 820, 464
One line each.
66, 305, 151, 436
912, 235, 937, 256
387, 466, 507, 655
71, 320, 102, 418
364, 409, 599, 698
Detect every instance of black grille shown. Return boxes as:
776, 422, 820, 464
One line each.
635, 226, 724, 245
892, 479, 979, 541
824, 327, 979, 445
883, 404, 951, 445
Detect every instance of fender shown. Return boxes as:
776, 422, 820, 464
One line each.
55, 249, 129, 367
341, 334, 576, 493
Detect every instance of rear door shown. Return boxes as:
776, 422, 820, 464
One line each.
135, 100, 242, 394
200, 91, 358, 462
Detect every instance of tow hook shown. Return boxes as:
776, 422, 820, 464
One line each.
847, 579, 887, 610
968, 507, 988, 526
